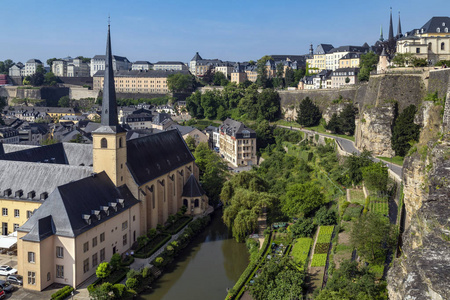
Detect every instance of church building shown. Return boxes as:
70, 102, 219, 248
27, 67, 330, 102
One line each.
13, 25, 208, 291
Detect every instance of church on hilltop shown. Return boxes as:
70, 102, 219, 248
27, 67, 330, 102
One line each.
7, 25, 208, 291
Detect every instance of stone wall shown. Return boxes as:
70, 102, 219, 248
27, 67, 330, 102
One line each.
69, 87, 98, 100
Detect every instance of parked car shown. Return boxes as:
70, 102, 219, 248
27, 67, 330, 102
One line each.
6, 275, 22, 285
0, 280, 14, 293
0, 290, 5, 299
0, 266, 17, 276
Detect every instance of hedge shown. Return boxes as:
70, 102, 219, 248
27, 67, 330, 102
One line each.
226, 233, 272, 300
163, 216, 193, 235
51, 285, 74, 300
133, 233, 171, 258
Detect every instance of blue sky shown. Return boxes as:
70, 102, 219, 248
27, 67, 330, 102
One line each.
1, 0, 448, 65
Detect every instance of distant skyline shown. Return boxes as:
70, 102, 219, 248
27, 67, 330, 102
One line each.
1, 0, 448, 65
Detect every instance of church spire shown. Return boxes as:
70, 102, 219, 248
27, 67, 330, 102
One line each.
388, 7, 394, 40
101, 23, 119, 127
397, 11, 402, 38
379, 25, 384, 41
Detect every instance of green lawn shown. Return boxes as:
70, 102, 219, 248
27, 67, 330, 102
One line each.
291, 238, 312, 270
376, 156, 404, 166
274, 121, 355, 142
369, 198, 389, 216
349, 189, 366, 205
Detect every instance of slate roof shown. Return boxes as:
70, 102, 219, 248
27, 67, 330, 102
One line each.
92, 55, 130, 62
166, 124, 196, 136
191, 52, 203, 61
126, 128, 161, 140
220, 118, 256, 139
154, 61, 185, 65
329, 45, 369, 53
19, 172, 139, 240
340, 53, 362, 60
420, 17, 450, 33
133, 61, 152, 65
126, 130, 194, 186
93, 69, 190, 78
26, 59, 42, 64
182, 174, 205, 197
0, 160, 92, 202
0, 143, 4, 156
315, 44, 334, 55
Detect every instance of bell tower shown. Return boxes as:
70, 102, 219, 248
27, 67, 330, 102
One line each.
92, 23, 127, 186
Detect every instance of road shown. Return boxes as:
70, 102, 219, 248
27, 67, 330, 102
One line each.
277, 125, 403, 178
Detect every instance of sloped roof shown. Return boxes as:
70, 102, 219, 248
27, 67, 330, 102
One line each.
0, 143, 4, 156
191, 52, 203, 61
92, 55, 129, 62
26, 59, 42, 64
19, 172, 139, 240
126, 130, 194, 186
420, 17, 450, 33
93, 69, 190, 78
0, 160, 92, 201
182, 174, 205, 197
220, 118, 256, 138
0, 143, 67, 164
166, 124, 196, 136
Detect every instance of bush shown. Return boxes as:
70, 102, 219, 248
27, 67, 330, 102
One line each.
290, 218, 315, 238
51, 285, 74, 300
142, 266, 151, 278
110, 253, 122, 270
112, 284, 126, 298
126, 277, 139, 290
315, 206, 337, 225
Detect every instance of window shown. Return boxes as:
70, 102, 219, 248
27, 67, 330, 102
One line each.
100, 248, 105, 262
13, 224, 19, 231
122, 221, 128, 231
14, 209, 19, 218
437, 28, 440, 33
123, 234, 127, 246
100, 138, 107, 148
92, 253, 98, 267
428, 43, 432, 50
92, 237, 97, 248
56, 265, 64, 278
133, 215, 135, 222
100, 232, 105, 243
441, 43, 445, 51
47, 272, 51, 281
83, 258, 89, 273
416, 48, 420, 54
83, 242, 89, 253
2, 208, 7, 216
28, 271, 36, 285
119, 137, 123, 148
28, 251, 35, 263
194, 199, 199, 207
56, 246, 64, 258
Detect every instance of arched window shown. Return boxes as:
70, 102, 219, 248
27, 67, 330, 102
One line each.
194, 199, 199, 207
119, 137, 123, 148
183, 199, 188, 207
441, 43, 445, 51
101, 138, 107, 148
428, 43, 432, 50
445, 28, 448, 33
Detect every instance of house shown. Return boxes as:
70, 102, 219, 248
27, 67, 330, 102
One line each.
14, 26, 208, 291
90, 55, 131, 76
21, 59, 43, 77
396, 16, 450, 64
0, 128, 19, 144
306, 44, 334, 73
339, 53, 362, 69
219, 118, 257, 167
152, 61, 188, 71
325, 45, 369, 71
331, 68, 360, 88
8, 63, 24, 77
53, 57, 90, 77
131, 61, 153, 71
166, 124, 209, 146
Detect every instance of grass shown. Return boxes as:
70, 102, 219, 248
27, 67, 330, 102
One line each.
377, 156, 404, 166
343, 204, 363, 220
291, 238, 312, 270
316, 234, 332, 244
318, 226, 334, 235
335, 244, 353, 253
369, 264, 385, 279
349, 189, 366, 205
368, 197, 389, 216
311, 253, 328, 267
274, 120, 355, 142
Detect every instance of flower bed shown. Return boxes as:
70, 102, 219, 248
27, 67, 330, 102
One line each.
163, 216, 193, 235
314, 243, 330, 254
133, 233, 171, 258
369, 197, 389, 215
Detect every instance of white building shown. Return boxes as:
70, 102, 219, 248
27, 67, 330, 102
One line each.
131, 61, 153, 71
8, 63, 23, 77
21, 59, 43, 77
153, 61, 188, 71
90, 55, 131, 76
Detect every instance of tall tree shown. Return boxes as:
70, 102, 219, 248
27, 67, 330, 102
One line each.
358, 52, 379, 82
391, 104, 420, 156
167, 73, 195, 93
256, 55, 272, 88
281, 182, 325, 217
297, 97, 321, 127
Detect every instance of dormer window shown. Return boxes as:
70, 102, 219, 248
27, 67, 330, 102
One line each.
242, 130, 250, 138
27, 191, 36, 199
116, 199, 125, 208
443, 22, 446, 26
100, 206, 110, 216
92, 210, 101, 220
82, 214, 91, 225
437, 28, 440, 33
40, 192, 48, 200
445, 28, 448, 33
109, 202, 118, 212
3, 189, 11, 197
15, 189, 23, 198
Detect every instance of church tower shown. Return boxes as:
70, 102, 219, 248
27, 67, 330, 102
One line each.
396, 11, 403, 39
92, 24, 127, 187
388, 7, 394, 41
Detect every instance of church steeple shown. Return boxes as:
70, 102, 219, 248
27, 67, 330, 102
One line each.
379, 25, 384, 42
388, 7, 394, 40
397, 11, 402, 38
101, 24, 119, 128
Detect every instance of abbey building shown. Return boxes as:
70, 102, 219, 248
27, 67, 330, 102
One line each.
0, 25, 209, 291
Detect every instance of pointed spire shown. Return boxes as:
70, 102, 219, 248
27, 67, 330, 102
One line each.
101, 23, 119, 127
380, 25, 384, 41
309, 43, 314, 56
397, 11, 402, 38
388, 7, 394, 40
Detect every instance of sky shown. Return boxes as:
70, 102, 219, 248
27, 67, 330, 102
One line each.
1, 0, 448, 65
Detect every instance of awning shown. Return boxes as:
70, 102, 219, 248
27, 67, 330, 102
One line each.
0, 236, 17, 249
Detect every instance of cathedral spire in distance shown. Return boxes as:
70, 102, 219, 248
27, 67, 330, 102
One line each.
101, 22, 119, 127
388, 7, 394, 40
397, 11, 402, 38
380, 25, 384, 41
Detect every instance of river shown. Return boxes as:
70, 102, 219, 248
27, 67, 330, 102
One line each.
138, 209, 250, 300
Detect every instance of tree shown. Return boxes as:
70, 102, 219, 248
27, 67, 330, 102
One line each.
362, 162, 389, 193
46, 58, 58, 69
358, 52, 379, 82
213, 71, 228, 86
256, 55, 272, 88
290, 218, 315, 238
284, 68, 295, 87
216, 105, 229, 121
95, 262, 111, 281
257, 89, 280, 121
281, 182, 325, 217
350, 213, 396, 264
254, 120, 275, 152
167, 73, 195, 93
393, 53, 413, 67
109, 253, 122, 271
185, 135, 196, 152
314, 206, 337, 225
344, 150, 373, 186
44, 72, 60, 86
297, 97, 321, 127
326, 113, 340, 133
186, 91, 204, 118
126, 277, 139, 290
58, 96, 71, 107
200, 90, 218, 119
30, 72, 44, 86
338, 103, 356, 135
391, 105, 420, 156
77, 56, 91, 63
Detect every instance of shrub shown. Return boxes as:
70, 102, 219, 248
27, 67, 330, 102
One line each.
142, 266, 151, 278
96, 262, 111, 280
110, 253, 122, 270
126, 268, 141, 280
126, 277, 139, 290
112, 284, 126, 298
51, 285, 74, 300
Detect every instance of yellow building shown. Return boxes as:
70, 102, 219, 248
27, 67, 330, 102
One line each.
396, 17, 450, 64
339, 53, 362, 69
15, 25, 208, 291
93, 69, 190, 94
